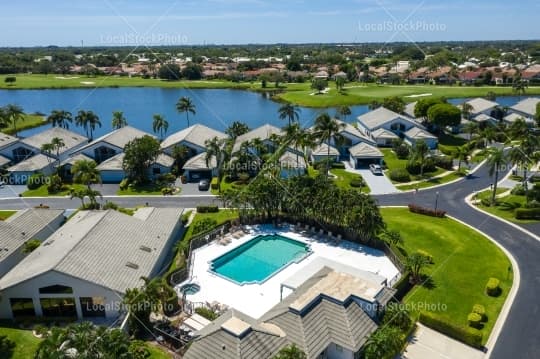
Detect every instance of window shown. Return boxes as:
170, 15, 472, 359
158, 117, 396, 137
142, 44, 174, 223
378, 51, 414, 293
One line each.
40, 298, 77, 318
12, 147, 34, 163
80, 297, 106, 318
10, 298, 35, 318
94, 146, 117, 163
152, 167, 161, 175
39, 285, 73, 294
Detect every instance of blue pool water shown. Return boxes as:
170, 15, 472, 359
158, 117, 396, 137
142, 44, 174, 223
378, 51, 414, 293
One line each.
210, 234, 311, 284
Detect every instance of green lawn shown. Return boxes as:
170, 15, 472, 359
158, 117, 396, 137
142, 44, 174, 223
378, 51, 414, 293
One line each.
438, 133, 469, 155
117, 183, 172, 196
381, 149, 446, 182
1, 114, 48, 135
330, 168, 371, 193
146, 343, 172, 358
22, 184, 86, 197
0, 210, 16, 220
396, 171, 466, 191
476, 190, 538, 224
381, 208, 513, 344
0, 325, 41, 359
210, 177, 249, 195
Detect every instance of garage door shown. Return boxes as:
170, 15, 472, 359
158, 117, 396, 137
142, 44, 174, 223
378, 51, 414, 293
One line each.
100, 170, 125, 183
188, 170, 212, 182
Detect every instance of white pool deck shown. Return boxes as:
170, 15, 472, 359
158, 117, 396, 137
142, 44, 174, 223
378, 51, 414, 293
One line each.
177, 225, 400, 319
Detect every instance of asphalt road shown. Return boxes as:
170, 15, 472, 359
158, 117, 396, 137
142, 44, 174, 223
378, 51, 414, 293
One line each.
0, 163, 539, 358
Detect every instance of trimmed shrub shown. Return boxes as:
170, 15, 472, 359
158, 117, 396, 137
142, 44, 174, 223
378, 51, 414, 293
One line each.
395, 144, 410, 160
417, 249, 434, 264
331, 162, 345, 169
195, 307, 219, 321
157, 173, 176, 184
419, 312, 483, 348
515, 208, 540, 220
467, 313, 483, 329
511, 184, 525, 196
27, 173, 44, 190
161, 187, 174, 195
46, 174, 63, 194
211, 177, 219, 190
349, 177, 365, 188
192, 218, 218, 235
406, 160, 436, 175
408, 204, 446, 218
390, 169, 411, 183
434, 156, 454, 170
181, 210, 192, 225
196, 205, 219, 213
485, 278, 501, 297
472, 304, 486, 321
119, 179, 129, 191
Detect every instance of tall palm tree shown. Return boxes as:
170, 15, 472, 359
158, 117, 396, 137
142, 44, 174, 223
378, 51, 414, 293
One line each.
278, 103, 300, 126
205, 137, 228, 193
47, 110, 73, 129
50, 137, 66, 158
283, 123, 309, 168
40, 143, 55, 172
111, 111, 128, 129
4, 104, 24, 137
412, 140, 430, 176
512, 74, 527, 99
225, 121, 250, 140
486, 147, 506, 206
75, 110, 101, 140
337, 105, 351, 121
71, 159, 101, 189
313, 112, 345, 176
461, 102, 474, 120
152, 114, 169, 140
508, 135, 539, 200
462, 121, 478, 141
273, 344, 307, 359
453, 145, 471, 171
176, 96, 196, 127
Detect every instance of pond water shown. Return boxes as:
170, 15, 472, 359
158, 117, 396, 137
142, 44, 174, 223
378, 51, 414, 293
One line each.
0, 87, 534, 138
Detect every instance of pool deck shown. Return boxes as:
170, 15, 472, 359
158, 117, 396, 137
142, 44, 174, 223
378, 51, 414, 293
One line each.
178, 225, 400, 319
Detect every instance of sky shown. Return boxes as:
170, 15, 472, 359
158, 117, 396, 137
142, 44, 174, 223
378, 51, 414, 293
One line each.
1, 0, 539, 47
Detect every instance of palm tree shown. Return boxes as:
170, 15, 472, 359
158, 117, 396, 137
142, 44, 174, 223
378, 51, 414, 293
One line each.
272, 344, 307, 359
171, 145, 190, 174
462, 121, 478, 141
478, 126, 497, 148
278, 103, 300, 126
411, 140, 430, 176
4, 104, 24, 137
336, 105, 351, 121
406, 252, 430, 283
508, 136, 538, 200
47, 110, 73, 129
225, 121, 250, 140
512, 74, 527, 99
461, 102, 474, 120
283, 123, 309, 168
205, 136, 228, 193
313, 113, 345, 176
50, 137, 66, 158
485, 147, 506, 206
152, 114, 169, 140
40, 143, 55, 171
71, 159, 101, 189
453, 145, 471, 171
111, 111, 127, 129
176, 96, 196, 127
383, 302, 412, 330
75, 110, 101, 140
363, 326, 403, 359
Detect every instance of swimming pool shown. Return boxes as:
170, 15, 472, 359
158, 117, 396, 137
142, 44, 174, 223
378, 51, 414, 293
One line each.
210, 234, 311, 285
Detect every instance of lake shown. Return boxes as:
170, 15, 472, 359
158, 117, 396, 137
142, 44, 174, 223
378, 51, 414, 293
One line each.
0, 88, 534, 138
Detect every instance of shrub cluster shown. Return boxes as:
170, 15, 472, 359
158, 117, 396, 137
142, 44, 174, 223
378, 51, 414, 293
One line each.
408, 204, 446, 218
196, 205, 219, 213
331, 162, 346, 169
434, 156, 454, 170
485, 278, 501, 297
394, 144, 410, 160
417, 249, 434, 264
195, 307, 219, 321
467, 313, 483, 329
515, 208, 540, 219
192, 218, 218, 235
419, 312, 483, 348
406, 160, 436, 175
27, 173, 44, 190
211, 177, 219, 190
349, 177, 365, 188
390, 169, 411, 183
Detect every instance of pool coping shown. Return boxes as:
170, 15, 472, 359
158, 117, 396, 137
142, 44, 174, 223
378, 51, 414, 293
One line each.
207, 233, 313, 286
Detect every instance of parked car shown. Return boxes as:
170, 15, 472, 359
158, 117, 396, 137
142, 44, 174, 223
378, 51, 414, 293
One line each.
369, 164, 383, 175
198, 179, 210, 191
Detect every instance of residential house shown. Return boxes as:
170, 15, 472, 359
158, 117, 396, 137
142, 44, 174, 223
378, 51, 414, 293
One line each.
0, 209, 65, 278
0, 207, 184, 320
403, 127, 439, 149
21, 128, 88, 162
182, 152, 217, 182
310, 143, 340, 163
161, 124, 227, 159
0, 133, 36, 164
349, 142, 384, 168
74, 126, 153, 163
96, 152, 174, 183
232, 124, 285, 155
0, 154, 11, 168
57, 154, 94, 181
184, 265, 395, 359
7, 154, 56, 184
462, 98, 500, 121
508, 98, 540, 123
357, 107, 421, 145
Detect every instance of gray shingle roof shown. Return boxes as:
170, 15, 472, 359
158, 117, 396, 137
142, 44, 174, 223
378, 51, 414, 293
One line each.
510, 97, 540, 116
7, 154, 55, 172
0, 133, 18, 151
334, 119, 375, 144
311, 143, 340, 157
357, 107, 417, 131
474, 113, 497, 123
0, 154, 11, 167
0, 209, 65, 264
371, 128, 399, 140
233, 124, 283, 152
280, 151, 306, 169
59, 153, 93, 166
21, 127, 88, 155
464, 98, 499, 115
77, 126, 153, 152
161, 124, 227, 151
0, 208, 183, 293
404, 127, 437, 140
349, 142, 383, 158
183, 152, 216, 170
96, 153, 174, 171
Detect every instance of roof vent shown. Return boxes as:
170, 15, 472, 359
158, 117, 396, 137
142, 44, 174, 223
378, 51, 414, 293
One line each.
139, 245, 152, 253
126, 262, 139, 270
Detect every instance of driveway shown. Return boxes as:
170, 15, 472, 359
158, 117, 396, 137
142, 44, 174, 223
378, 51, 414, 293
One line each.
0, 185, 26, 198
399, 324, 484, 359
343, 162, 398, 195
178, 182, 211, 196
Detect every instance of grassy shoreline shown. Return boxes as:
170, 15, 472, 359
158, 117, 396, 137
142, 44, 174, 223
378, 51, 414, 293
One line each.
2, 74, 540, 108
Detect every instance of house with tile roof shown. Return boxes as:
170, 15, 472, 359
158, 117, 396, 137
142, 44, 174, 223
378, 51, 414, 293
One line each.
161, 124, 227, 158
96, 152, 174, 183
20, 127, 88, 161
357, 107, 421, 146
0, 207, 183, 320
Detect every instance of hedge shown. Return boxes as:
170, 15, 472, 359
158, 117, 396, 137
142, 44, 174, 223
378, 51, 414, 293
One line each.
196, 205, 219, 213
27, 173, 44, 190
515, 208, 540, 220
390, 169, 411, 183
485, 278, 501, 297
349, 177, 365, 188
392, 272, 414, 301
211, 177, 219, 190
408, 204, 446, 218
419, 312, 483, 348
434, 156, 454, 170
406, 160, 436, 175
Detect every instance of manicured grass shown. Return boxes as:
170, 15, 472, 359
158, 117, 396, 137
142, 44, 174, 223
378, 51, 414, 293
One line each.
117, 183, 172, 196
211, 177, 249, 195
330, 168, 370, 193
381, 149, 445, 182
1, 114, 47, 135
438, 133, 469, 155
476, 190, 538, 224
146, 343, 172, 358
0, 210, 16, 220
0, 325, 41, 359
277, 83, 540, 107
381, 208, 513, 344
22, 184, 86, 197
396, 171, 466, 191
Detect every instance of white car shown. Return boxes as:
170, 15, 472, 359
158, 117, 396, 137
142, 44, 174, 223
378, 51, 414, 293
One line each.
369, 164, 383, 175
